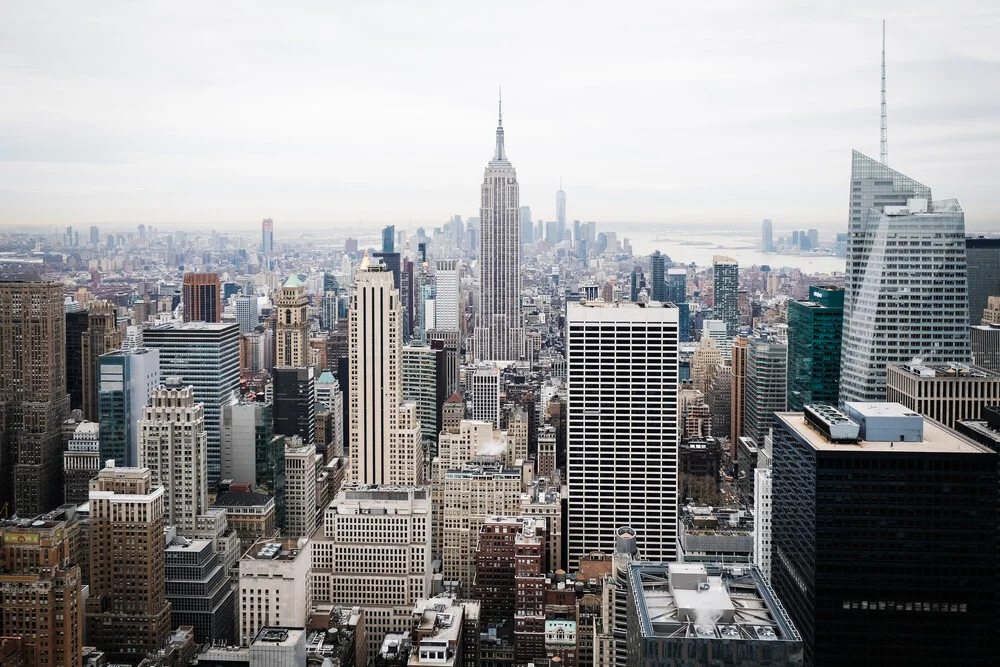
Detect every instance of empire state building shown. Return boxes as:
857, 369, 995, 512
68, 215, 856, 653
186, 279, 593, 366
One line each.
474, 96, 524, 361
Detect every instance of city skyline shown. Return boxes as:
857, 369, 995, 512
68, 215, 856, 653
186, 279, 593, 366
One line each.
2, 3, 999, 229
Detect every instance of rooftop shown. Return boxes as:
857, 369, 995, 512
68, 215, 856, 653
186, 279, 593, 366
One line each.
776, 411, 992, 454
629, 562, 800, 644
890, 362, 999, 380
283, 274, 305, 288
242, 538, 306, 562
213, 490, 273, 508
251, 626, 305, 648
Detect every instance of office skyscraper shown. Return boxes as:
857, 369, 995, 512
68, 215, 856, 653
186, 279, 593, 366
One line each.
382, 224, 395, 253
97, 347, 160, 467
87, 465, 172, 659
730, 335, 749, 452
666, 267, 686, 303
762, 218, 773, 252
283, 438, 317, 539
841, 152, 970, 403
0, 280, 70, 517
235, 294, 258, 334
275, 275, 309, 368
772, 404, 998, 666
349, 255, 423, 485
650, 250, 666, 302
566, 300, 679, 568
273, 366, 316, 445
971, 323, 1000, 373
66, 310, 90, 411
261, 218, 274, 254
143, 322, 240, 485
519, 205, 533, 245
474, 97, 523, 361
964, 236, 1000, 325
745, 329, 787, 446
433, 259, 460, 332
182, 272, 222, 323
713, 255, 739, 336
221, 402, 284, 501
402, 345, 446, 455
787, 286, 844, 411
81, 301, 122, 421
138, 384, 208, 531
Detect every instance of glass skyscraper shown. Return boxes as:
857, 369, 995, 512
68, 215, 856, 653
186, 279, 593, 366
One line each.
713, 255, 739, 336
787, 286, 844, 411
650, 250, 666, 302
840, 152, 970, 403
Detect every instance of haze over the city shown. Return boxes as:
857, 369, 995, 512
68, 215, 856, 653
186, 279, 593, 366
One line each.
2, 0, 999, 230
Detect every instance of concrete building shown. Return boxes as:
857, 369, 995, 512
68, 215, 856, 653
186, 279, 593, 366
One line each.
144, 321, 240, 486
567, 300, 680, 568
164, 536, 236, 644
753, 467, 772, 582
625, 563, 802, 666
470, 365, 501, 428
676, 508, 753, 565
235, 294, 259, 334
214, 490, 279, 554
86, 465, 172, 658
0, 280, 72, 516
183, 272, 222, 323
885, 361, 1000, 429
729, 335, 748, 451
138, 383, 208, 531
409, 595, 479, 667
63, 422, 101, 506
81, 301, 123, 422
771, 403, 998, 666
249, 627, 306, 667
349, 256, 423, 486
841, 153, 970, 403
0, 510, 84, 667
473, 100, 524, 362
310, 486, 432, 660
239, 538, 312, 645
434, 259, 461, 333
691, 336, 722, 396
275, 275, 310, 368
97, 347, 160, 467
284, 437, 317, 539
971, 322, 1000, 373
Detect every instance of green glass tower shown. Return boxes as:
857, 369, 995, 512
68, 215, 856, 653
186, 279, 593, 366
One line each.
787, 285, 844, 411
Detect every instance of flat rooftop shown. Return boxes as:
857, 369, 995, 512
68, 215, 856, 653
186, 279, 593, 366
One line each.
251, 626, 305, 648
889, 362, 999, 379
776, 412, 992, 454
242, 539, 306, 562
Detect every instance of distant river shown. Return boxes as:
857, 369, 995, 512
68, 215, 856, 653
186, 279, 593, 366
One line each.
626, 229, 845, 275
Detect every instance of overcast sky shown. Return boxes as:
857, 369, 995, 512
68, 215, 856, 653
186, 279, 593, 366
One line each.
1, 1, 998, 232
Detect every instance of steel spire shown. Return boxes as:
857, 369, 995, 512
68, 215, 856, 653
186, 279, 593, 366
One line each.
881, 20, 888, 165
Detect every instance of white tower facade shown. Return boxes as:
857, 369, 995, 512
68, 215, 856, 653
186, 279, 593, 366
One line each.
434, 259, 460, 333
138, 383, 208, 531
566, 301, 680, 568
349, 256, 423, 485
475, 96, 523, 361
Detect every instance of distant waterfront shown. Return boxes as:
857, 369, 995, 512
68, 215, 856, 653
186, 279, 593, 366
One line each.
626, 229, 845, 275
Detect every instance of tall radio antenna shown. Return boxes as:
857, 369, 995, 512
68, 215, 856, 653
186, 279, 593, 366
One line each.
880, 19, 888, 165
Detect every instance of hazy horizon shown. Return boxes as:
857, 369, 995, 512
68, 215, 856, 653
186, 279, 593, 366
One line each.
2, 1, 999, 230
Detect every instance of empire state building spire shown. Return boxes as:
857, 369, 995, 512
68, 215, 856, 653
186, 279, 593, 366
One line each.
492, 88, 508, 165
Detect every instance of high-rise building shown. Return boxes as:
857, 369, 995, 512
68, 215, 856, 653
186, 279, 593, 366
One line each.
566, 300, 679, 568
164, 537, 236, 644
771, 404, 998, 666
971, 323, 1000, 372
349, 256, 423, 486
382, 224, 395, 253
841, 153, 970, 403
273, 366, 316, 445
650, 250, 666, 302
730, 335, 749, 451
138, 384, 208, 531
787, 286, 844, 412
0, 509, 84, 667
712, 256, 739, 336
666, 267, 687, 304
519, 205, 533, 245
885, 361, 1000, 429
474, 98, 523, 361
97, 347, 160, 468
64, 422, 100, 505
261, 218, 274, 254
762, 218, 773, 252
275, 275, 310, 368
691, 336, 722, 396
753, 467, 773, 581
239, 538, 312, 646
310, 486, 432, 660
66, 310, 90, 412
744, 329, 787, 446
221, 402, 285, 506
0, 280, 71, 516
86, 465, 172, 658
556, 184, 567, 243
235, 294, 258, 334
81, 301, 123, 421
964, 236, 1000, 325
471, 365, 501, 428
89, 224, 100, 246
434, 259, 460, 333
402, 345, 446, 455
143, 322, 240, 486
283, 438, 317, 539
182, 272, 222, 323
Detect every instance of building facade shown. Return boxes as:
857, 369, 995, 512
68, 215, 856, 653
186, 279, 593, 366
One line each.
712, 256, 739, 336
275, 275, 310, 368
745, 329, 787, 446
182, 272, 222, 323
97, 347, 160, 467
885, 362, 1000, 429
786, 286, 843, 411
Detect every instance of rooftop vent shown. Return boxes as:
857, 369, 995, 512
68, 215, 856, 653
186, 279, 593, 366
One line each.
804, 404, 860, 443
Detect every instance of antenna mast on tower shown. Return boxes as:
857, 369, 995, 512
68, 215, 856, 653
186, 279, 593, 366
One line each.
880, 19, 888, 165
